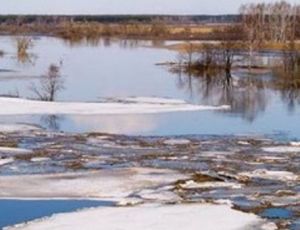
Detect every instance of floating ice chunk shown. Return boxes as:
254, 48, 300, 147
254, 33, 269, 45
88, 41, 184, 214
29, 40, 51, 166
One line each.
262, 146, 300, 153
6, 204, 267, 230
259, 156, 286, 161
0, 167, 188, 199
238, 141, 251, 145
180, 180, 242, 189
0, 158, 14, 166
163, 139, 191, 145
0, 147, 32, 155
290, 142, 300, 146
30, 157, 51, 162
239, 169, 298, 181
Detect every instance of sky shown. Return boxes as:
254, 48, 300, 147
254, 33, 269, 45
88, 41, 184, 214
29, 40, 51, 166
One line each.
0, 0, 297, 15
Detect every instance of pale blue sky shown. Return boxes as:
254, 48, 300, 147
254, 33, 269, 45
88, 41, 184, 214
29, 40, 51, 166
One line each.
0, 0, 297, 15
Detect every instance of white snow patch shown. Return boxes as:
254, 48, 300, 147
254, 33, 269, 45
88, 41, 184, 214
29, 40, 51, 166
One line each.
0, 97, 229, 115
7, 204, 265, 230
262, 146, 300, 153
239, 169, 298, 181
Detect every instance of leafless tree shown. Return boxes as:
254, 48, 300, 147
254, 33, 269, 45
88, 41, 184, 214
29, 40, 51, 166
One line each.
30, 64, 64, 101
177, 42, 197, 68
239, 1, 299, 68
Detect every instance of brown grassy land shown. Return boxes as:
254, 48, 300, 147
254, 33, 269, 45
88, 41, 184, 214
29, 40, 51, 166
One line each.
0, 21, 238, 41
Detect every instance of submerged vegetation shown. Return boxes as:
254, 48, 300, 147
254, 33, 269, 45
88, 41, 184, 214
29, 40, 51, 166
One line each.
15, 36, 35, 64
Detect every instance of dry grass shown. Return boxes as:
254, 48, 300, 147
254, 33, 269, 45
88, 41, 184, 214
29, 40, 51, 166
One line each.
0, 21, 229, 41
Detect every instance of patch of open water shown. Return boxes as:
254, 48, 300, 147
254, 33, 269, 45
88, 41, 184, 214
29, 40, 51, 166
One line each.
0, 199, 114, 229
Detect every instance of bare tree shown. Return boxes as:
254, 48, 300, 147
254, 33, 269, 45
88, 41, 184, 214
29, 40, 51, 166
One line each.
177, 42, 197, 68
30, 64, 64, 101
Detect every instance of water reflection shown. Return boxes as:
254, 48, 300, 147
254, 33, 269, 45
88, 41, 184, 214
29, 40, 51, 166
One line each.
272, 50, 300, 112
40, 115, 63, 131
69, 115, 158, 134
62, 37, 153, 49
16, 52, 37, 66
173, 69, 268, 122
15, 36, 37, 66
170, 46, 300, 122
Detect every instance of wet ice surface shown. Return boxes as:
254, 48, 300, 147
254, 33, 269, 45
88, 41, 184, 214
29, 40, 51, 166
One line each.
0, 129, 299, 229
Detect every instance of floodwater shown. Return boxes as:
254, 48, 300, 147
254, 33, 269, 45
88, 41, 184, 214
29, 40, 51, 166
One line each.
0, 36, 300, 138
0, 199, 113, 229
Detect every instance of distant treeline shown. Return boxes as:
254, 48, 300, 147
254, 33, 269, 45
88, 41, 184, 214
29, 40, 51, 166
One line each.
0, 14, 239, 24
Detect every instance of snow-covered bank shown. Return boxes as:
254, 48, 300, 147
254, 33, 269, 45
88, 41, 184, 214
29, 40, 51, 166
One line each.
0, 97, 229, 115
0, 167, 187, 200
7, 204, 272, 230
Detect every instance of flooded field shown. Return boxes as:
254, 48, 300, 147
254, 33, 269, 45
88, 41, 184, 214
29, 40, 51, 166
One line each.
0, 36, 299, 138
0, 36, 299, 229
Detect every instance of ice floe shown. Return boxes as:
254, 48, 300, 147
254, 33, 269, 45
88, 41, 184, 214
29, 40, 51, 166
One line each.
290, 142, 300, 146
6, 204, 269, 230
0, 167, 187, 200
179, 180, 242, 189
163, 139, 191, 145
30, 157, 51, 162
239, 169, 298, 181
0, 97, 229, 115
0, 147, 32, 155
0, 158, 14, 166
262, 146, 300, 153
